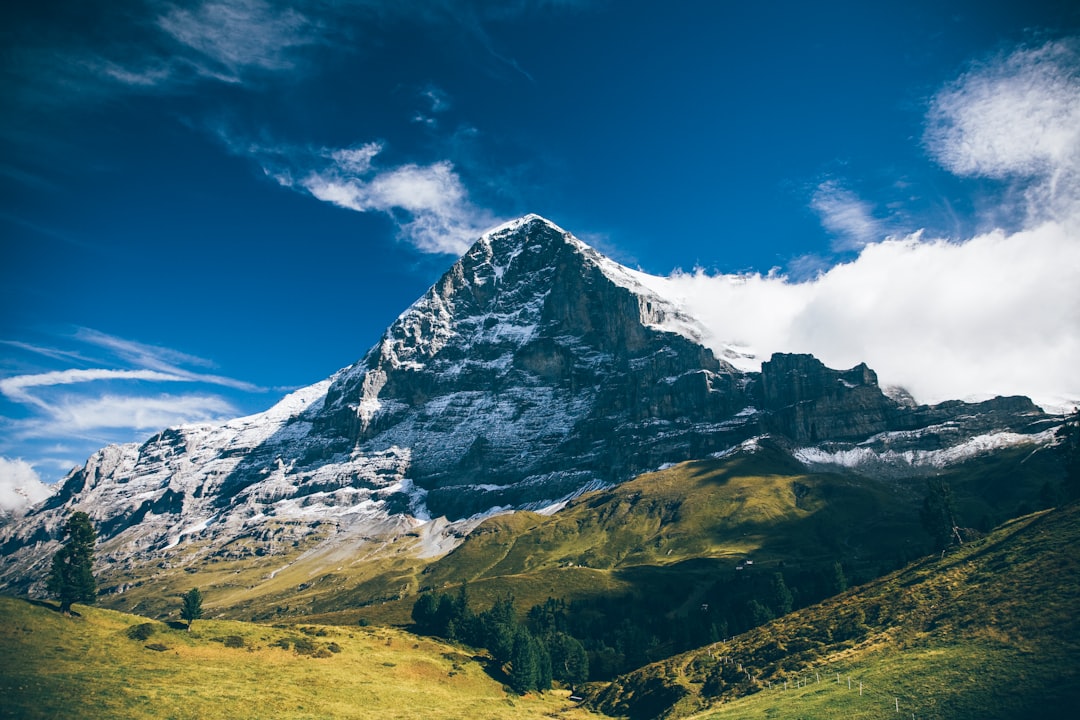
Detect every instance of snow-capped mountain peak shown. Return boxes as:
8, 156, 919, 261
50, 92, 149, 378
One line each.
0, 215, 1059, 600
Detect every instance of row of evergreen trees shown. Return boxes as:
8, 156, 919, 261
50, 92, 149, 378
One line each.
410, 565, 844, 686
411, 585, 588, 693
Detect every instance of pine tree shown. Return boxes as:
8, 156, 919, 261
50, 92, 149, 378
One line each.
1061, 408, 1080, 500
921, 477, 961, 551
768, 572, 793, 616
830, 561, 848, 594
181, 587, 203, 631
510, 627, 540, 694
46, 511, 96, 614
411, 593, 439, 631
549, 632, 589, 685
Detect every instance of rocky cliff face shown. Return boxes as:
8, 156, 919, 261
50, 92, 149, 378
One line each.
0, 215, 1060, 596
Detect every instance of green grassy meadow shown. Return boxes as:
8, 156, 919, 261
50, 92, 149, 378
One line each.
0, 596, 600, 720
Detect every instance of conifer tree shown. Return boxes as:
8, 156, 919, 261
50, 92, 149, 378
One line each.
768, 572, 793, 616
1062, 408, 1080, 500
921, 477, 961, 551
181, 587, 203, 631
510, 627, 540, 694
46, 511, 96, 614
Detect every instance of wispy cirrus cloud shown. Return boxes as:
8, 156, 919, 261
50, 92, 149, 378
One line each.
154, 0, 326, 84
811, 180, 889, 251
0, 369, 191, 409
43, 393, 238, 433
0, 329, 265, 481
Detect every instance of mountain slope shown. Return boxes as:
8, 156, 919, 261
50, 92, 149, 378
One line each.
585, 502, 1080, 719
0, 215, 1061, 614
0, 596, 599, 720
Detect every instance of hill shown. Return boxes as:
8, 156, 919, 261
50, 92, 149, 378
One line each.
585, 502, 1080, 719
0, 595, 599, 720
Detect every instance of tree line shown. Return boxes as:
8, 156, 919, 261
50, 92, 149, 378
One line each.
410, 563, 851, 686
411, 584, 588, 693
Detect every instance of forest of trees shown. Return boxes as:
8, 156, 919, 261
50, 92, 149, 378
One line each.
411, 562, 850, 687
411, 584, 587, 693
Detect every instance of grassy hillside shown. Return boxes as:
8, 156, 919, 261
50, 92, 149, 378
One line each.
585, 502, 1080, 719
86, 439, 1058, 634
317, 447, 929, 627
0, 596, 600, 720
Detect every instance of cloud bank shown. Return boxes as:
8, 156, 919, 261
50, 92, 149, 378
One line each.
637, 39, 1080, 411
0, 458, 53, 518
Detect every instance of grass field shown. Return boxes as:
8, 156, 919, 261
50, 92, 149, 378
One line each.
587, 503, 1080, 719
0, 597, 601, 720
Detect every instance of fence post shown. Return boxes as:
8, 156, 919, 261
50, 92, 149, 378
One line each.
896, 698, 899, 713
859, 682, 862, 696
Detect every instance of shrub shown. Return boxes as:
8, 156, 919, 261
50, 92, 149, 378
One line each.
145, 643, 168, 652
292, 637, 316, 655
127, 623, 156, 641
326, 642, 342, 653
223, 635, 245, 648
313, 647, 333, 658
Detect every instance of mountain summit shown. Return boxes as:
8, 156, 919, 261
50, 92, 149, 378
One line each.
0, 215, 1057, 598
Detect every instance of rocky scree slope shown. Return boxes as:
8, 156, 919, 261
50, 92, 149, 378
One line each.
0, 215, 1058, 599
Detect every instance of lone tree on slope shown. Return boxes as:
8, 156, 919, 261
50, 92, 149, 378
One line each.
181, 587, 203, 631
921, 477, 961, 552
46, 511, 97, 614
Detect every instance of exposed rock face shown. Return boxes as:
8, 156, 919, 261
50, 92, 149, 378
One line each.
292, 215, 752, 518
0, 215, 1060, 596
757, 352, 1050, 449
759, 353, 895, 442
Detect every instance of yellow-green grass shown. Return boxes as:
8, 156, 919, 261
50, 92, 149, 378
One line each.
390, 453, 920, 613
587, 503, 1080, 719
0, 597, 602, 720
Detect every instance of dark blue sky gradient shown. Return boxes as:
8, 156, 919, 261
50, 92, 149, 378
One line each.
2, 0, 1078, 480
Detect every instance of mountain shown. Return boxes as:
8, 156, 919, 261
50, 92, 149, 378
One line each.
0, 215, 1062, 608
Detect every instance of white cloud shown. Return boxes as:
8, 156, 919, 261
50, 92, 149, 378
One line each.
811, 181, 887, 251
639, 39, 1080, 412
925, 38, 1080, 223
0, 331, 258, 477
156, 0, 323, 83
642, 218, 1079, 410
46, 393, 237, 432
73, 328, 261, 391
0, 458, 54, 517
0, 369, 188, 407
232, 134, 500, 255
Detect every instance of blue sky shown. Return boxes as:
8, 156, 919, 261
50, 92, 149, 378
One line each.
2, 0, 1079, 488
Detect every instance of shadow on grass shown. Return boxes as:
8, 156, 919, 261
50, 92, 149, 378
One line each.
23, 598, 84, 617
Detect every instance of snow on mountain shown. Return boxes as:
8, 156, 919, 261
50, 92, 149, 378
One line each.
0, 215, 1062, 598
